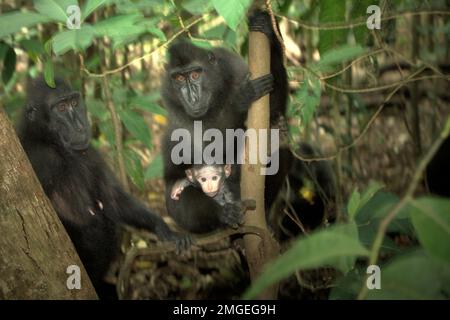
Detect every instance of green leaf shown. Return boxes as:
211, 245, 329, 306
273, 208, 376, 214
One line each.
44, 59, 55, 88
294, 72, 321, 126
145, 154, 163, 179
86, 97, 107, 119
119, 110, 152, 150
191, 40, 213, 50
34, 0, 78, 22
82, 0, 108, 21
318, 0, 346, 54
349, 0, 372, 44
182, 0, 212, 15
129, 95, 167, 116
315, 45, 366, 71
367, 250, 449, 300
348, 181, 383, 220
0, 11, 50, 39
1, 44, 16, 85
52, 25, 95, 55
411, 197, 450, 264
212, 0, 251, 31
243, 223, 369, 299
124, 148, 145, 191
44, 39, 53, 56
347, 189, 361, 221
93, 14, 146, 48
148, 27, 166, 42
329, 269, 364, 300
20, 39, 45, 58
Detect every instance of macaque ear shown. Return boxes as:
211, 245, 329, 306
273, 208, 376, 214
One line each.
185, 169, 194, 182
224, 164, 232, 178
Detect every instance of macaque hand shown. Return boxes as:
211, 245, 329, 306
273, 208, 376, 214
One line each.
220, 203, 244, 229
171, 179, 188, 200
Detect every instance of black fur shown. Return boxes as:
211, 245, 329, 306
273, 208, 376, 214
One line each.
18, 77, 189, 298
427, 136, 450, 197
269, 143, 336, 241
161, 10, 289, 233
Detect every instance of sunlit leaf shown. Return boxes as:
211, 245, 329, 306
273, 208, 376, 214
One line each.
44, 59, 55, 88
243, 223, 369, 299
129, 95, 167, 116
212, 0, 251, 31
52, 25, 95, 55
145, 154, 163, 179
0, 11, 50, 39
82, 0, 108, 20
411, 197, 450, 264
124, 148, 145, 191
34, 0, 78, 22
367, 250, 450, 300
119, 110, 152, 150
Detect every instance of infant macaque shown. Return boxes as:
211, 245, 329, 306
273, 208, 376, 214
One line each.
171, 164, 235, 206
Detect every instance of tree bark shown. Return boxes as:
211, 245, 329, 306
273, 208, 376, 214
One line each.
241, 23, 279, 299
0, 107, 97, 299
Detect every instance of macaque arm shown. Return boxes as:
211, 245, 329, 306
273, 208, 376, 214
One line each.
171, 178, 191, 200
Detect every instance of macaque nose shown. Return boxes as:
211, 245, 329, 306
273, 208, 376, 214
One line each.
206, 182, 213, 192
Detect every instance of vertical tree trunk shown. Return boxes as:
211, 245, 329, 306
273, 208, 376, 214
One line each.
241, 19, 279, 299
0, 108, 97, 299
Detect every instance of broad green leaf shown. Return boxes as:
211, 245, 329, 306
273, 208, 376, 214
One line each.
202, 23, 227, 40
44, 59, 55, 88
0, 12, 50, 39
329, 269, 364, 300
191, 40, 213, 50
93, 14, 146, 48
182, 0, 212, 15
318, 0, 346, 54
148, 27, 166, 42
145, 154, 163, 179
82, 0, 108, 20
350, 0, 372, 44
124, 148, 145, 191
129, 95, 167, 116
411, 197, 450, 264
52, 25, 95, 55
315, 45, 366, 72
86, 97, 107, 119
367, 250, 449, 300
243, 223, 369, 299
1, 44, 16, 85
20, 39, 45, 58
34, 0, 78, 22
212, 0, 251, 31
119, 110, 152, 150
294, 72, 321, 126
348, 181, 383, 220
347, 189, 361, 220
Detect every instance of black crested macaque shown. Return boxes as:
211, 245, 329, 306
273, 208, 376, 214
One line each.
171, 164, 241, 228
161, 10, 289, 233
269, 143, 336, 241
17, 77, 190, 299
426, 136, 450, 197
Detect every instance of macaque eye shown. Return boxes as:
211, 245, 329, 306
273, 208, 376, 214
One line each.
212, 176, 218, 181
71, 99, 77, 107
190, 71, 201, 80
175, 74, 185, 82
57, 102, 68, 112
201, 177, 207, 182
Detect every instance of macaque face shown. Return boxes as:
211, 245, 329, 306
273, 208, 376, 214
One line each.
186, 164, 231, 197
